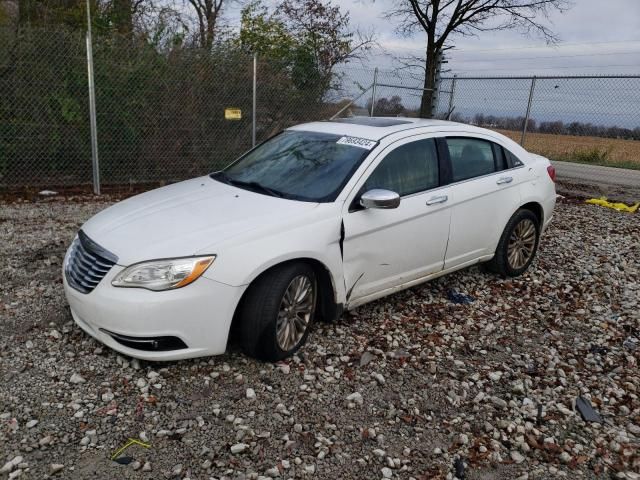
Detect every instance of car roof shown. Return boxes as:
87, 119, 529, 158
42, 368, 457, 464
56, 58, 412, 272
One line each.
286, 117, 482, 141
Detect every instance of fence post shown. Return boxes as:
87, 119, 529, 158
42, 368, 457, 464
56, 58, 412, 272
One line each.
447, 74, 457, 120
85, 0, 100, 195
252, 53, 257, 147
521, 76, 536, 146
369, 68, 378, 117
431, 50, 445, 118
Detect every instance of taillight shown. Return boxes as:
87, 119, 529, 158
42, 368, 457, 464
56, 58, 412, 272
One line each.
547, 165, 556, 182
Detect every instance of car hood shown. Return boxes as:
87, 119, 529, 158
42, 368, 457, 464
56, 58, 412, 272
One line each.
81, 176, 319, 265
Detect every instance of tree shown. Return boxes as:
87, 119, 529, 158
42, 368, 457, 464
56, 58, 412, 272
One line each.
280, 0, 372, 80
388, 0, 571, 118
185, 0, 226, 49
366, 95, 406, 116
238, 0, 294, 58
239, 0, 373, 91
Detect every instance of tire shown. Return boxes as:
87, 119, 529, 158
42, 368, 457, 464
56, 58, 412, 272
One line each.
488, 209, 540, 277
238, 262, 317, 361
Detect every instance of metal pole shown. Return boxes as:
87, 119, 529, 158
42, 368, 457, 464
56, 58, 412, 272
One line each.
369, 68, 378, 117
447, 74, 457, 120
252, 53, 257, 147
330, 84, 373, 120
520, 76, 536, 146
85, 0, 100, 195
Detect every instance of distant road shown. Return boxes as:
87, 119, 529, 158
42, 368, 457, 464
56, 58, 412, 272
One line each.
552, 160, 640, 189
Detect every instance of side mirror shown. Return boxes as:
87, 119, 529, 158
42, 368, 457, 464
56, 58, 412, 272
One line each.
360, 189, 401, 209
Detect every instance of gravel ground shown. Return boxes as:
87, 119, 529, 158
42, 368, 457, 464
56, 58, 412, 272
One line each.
0, 196, 639, 480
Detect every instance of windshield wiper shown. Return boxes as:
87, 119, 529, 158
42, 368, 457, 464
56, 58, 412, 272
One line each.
214, 173, 286, 198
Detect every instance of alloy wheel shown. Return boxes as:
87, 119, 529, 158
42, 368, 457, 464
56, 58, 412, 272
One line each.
507, 218, 537, 270
276, 275, 315, 351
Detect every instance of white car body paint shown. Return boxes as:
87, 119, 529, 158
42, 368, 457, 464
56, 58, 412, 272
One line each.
63, 118, 556, 360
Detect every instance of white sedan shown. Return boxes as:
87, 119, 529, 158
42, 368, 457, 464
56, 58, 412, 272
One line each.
63, 117, 556, 361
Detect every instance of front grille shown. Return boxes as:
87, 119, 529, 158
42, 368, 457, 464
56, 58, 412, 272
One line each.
65, 230, 118, 294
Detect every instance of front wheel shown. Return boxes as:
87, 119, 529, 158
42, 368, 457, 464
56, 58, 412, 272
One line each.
488, 209, 540, 277
238, 263, 317, 361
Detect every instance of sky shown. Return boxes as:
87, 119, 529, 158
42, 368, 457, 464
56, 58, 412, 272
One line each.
221, 1, 640, 127
226, 0, 640, 76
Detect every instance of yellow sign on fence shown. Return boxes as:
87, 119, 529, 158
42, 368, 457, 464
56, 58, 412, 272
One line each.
225, 108, 242, 120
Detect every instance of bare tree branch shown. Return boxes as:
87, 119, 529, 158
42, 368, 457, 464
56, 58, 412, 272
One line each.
387, 0, 572, 117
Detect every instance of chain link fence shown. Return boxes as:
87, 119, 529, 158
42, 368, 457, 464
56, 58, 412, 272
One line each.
1, 24, 639, 191
435, 75, 640, 169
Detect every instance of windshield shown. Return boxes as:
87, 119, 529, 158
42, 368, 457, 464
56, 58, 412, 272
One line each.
213, 130, 375, 202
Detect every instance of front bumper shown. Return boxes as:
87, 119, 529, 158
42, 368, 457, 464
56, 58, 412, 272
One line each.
63, 262, 246, 361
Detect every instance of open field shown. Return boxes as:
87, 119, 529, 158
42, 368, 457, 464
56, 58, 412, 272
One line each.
495, 129, 640, 170
0, 196, 639, 479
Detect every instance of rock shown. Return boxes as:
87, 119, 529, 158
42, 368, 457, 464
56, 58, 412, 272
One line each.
360, 351, 375, 366
265, 466, 279, 476
0, 457, 23, 474
50, 464, 64, 475
428, 362, 437, 374
142, 462, 152, 472
246, 388, 256, 399
346, 392, 363, 405
278, 364, 291, 374
371, 372, 385, 385
171, 464, 183, 476
512, 380, 525, 394
381, 467, 393, 478
231, 443, 248, 454
510, 451, 526, 464
489, 371, 503, 381
627, 423, 640, 436
26, 419, 38, 428
101, 391, 114, 402
491, 397, 507, 409
69, 373, 86, 384
559, 452, 572, 463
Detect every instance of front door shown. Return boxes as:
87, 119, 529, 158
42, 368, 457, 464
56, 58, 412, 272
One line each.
342, 136, 451, 304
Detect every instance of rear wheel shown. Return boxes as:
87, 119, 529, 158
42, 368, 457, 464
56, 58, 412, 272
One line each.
488, 209, 540, 277
238, 263, 317, 361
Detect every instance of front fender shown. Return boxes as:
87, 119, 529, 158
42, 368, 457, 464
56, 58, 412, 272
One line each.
200, 213, 347, 304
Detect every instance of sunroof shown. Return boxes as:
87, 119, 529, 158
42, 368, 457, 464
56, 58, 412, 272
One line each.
331, 117, 413, 127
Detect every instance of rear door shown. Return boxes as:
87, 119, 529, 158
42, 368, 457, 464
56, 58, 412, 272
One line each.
342, 135, 451, 303
442, 135, 525, 269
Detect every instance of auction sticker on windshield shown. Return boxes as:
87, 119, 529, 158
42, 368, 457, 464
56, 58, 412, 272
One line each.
336, 136, 377, 150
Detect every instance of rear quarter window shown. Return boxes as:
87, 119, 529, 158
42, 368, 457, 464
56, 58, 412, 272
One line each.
503, 148, 524, 168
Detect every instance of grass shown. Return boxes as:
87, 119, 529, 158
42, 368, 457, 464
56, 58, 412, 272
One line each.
494, 129, 640, 170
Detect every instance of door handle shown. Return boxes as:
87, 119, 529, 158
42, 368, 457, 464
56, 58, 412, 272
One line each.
426, 195, 448, 205
496, 176, 513, 185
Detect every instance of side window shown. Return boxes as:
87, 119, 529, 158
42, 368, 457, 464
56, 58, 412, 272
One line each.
503, 147, 524, 168
446, 137, 496, 182
363, 139, 439, 197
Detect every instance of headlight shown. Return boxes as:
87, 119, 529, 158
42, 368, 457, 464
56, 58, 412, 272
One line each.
112, 256, 215, 291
